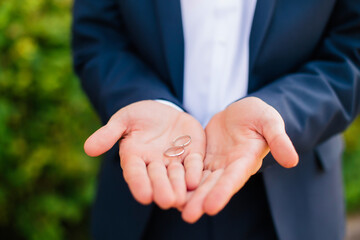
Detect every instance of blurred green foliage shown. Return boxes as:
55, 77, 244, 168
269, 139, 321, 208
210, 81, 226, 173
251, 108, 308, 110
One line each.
343, 117, 360, 213
0, 0, 359, 239
0, 0, 100, 239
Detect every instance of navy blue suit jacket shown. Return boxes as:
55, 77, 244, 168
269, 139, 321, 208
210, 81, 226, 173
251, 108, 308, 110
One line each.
72, 0, 360, 239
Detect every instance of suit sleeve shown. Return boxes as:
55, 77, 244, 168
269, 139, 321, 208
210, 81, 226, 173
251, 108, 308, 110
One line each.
71, 0, 182, 123
249, 0, 360, 154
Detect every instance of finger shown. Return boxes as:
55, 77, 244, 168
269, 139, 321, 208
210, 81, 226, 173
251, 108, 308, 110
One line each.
84, 112, 127, 157
261, 110, 299, 168
203, 159, 250, 216
185, 169, 211, 203
148, 161, 176, 209
183, 128, 206, 190
268, 133, 298, 168
182, 170, 222, 223
184, 153, 204, 190
176, 178, 205, 213
176, 174, 204, 212
122, 156, 153, 205
168, 161, 187, 207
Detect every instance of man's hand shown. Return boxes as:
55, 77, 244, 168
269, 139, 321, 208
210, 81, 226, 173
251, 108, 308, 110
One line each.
84, 100, 206, 209
182, 97, 298, 223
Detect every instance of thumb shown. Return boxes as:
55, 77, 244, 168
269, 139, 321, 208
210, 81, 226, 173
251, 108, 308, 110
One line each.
261, 108, 299, 168
84, 111, 127, 157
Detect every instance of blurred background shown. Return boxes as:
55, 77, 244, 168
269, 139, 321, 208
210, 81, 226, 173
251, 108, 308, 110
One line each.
0, 0, 359, 239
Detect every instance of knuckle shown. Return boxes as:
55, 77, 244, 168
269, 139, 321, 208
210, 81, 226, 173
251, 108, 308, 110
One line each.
168, 161, 183, 171
147, 161, 163, 170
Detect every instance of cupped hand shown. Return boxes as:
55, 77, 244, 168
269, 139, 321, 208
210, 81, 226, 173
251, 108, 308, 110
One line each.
84, 100, 206, 209
182, 97, 298, 223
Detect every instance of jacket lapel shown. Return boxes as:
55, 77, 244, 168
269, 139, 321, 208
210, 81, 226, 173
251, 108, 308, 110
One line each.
249, 0, 278, 71
154, 0, 185, 101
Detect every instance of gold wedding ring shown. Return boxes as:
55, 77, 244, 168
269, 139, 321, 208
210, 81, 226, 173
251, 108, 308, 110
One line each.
163, 135, 192, 158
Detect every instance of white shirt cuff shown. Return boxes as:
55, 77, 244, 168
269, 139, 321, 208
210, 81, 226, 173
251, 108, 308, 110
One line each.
155, 99, 184, 112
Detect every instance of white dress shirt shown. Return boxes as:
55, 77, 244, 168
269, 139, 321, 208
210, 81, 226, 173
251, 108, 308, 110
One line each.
158, 1, 257, 127
181, 0, 257, 126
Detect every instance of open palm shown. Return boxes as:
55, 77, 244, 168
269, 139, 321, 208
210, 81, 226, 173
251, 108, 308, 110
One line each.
84, 100, 206, 209
182, 97, 298, 223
